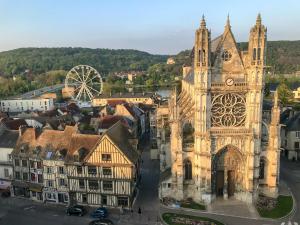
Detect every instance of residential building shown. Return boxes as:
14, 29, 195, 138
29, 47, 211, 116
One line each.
0, 98, 54, 113
293, 87, 300, 101
114, 103, 145, 139
66, 121, 140, 208
0, 129, 19, 190
10, 122, 140, 208
281, 111, 300, 160
92, 92, 155, 106
166, 57, 176, 65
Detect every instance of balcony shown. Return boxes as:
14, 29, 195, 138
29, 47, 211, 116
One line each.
0, 160, 12, 166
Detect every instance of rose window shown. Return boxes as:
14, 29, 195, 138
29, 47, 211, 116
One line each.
211, 93, 246, 127
221, 50, 232, 62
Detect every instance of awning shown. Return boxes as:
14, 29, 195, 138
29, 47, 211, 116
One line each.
28, 183, 43, 192
0, 180, 11, 190
12, 181, 29, 188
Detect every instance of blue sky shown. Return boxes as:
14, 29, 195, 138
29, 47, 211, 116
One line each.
0, 0, 299, 54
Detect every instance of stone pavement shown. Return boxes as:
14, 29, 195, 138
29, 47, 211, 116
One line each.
116, 137, 161, 225
207, 198, 259, 219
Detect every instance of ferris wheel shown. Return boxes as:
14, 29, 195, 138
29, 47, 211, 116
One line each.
65, 65, 103, 102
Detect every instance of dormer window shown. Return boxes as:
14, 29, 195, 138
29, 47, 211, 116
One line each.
74, 148, 87, 162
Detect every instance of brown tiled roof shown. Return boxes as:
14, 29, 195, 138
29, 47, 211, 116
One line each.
2, 118, 27, 130
68, 134, 100, 156
107, 100, 126, 107
0, 112, 8, 120
13, 125, 78, 158
99, 115, 130, 129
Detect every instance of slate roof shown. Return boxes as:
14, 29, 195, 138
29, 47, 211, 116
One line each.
0, 130, 19, 148
211, 35, 223, 52
104, 121, 139, 163
159, 167, 172, 182
285, 112, 300, 132
263, 100, 273, 111
183, 71, 194, 85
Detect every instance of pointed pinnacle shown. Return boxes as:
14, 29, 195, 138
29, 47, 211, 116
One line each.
256, 13, 262, 26
225, 14, 231, 29
200, 14, 206, 28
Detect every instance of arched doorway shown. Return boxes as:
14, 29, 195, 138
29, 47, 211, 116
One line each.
212, 145, 244, 198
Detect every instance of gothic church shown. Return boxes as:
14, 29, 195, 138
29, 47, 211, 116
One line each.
159, 14, 280, 204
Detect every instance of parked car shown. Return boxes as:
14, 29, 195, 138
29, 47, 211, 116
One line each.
1, 189, 11, 197
66, 205, 87, 216
90, 207, 108, 218
89, 219, 114, 225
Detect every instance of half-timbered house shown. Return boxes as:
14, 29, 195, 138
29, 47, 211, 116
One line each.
66, 121, 140, 208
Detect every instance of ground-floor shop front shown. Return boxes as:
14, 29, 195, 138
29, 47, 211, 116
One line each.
43, 187, 69, 204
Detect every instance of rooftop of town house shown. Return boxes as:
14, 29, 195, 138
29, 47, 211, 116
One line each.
96, 92, 154, 99
0, 129, 19, 148
101, 121, 139, 163
1, 118, 27, 130
98, 115, 132, 130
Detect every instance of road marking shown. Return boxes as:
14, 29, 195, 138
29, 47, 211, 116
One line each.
24, 206, 35, 211
281, 222, 298, 225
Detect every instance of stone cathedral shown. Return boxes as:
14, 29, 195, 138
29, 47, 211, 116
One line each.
159, 15, 280, 205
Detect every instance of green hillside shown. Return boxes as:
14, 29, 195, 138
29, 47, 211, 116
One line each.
0, 47, 168, 76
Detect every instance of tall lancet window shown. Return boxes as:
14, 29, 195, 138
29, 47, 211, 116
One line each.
257, 48, 261, 61
202, 50, 206, 65
259, 158, 265, 179
198, 50, 202, 63
252, 48, 257, 61
184, 159, 192, 180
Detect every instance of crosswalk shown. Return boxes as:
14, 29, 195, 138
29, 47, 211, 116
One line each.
281, 222, 299, 225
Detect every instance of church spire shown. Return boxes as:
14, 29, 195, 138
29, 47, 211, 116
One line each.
200, 14, 206, 29
225, 14, 231, 30
256, 13, 262, 26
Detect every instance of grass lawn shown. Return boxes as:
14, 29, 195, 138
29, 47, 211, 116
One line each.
180, 201, 206, 210
162, 212, 224, 225
257, 195, 293, 219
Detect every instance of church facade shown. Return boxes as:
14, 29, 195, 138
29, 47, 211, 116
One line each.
159, 15, 280, 204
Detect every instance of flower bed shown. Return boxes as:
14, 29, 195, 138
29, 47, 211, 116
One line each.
256, 195, 293, 219
162, 213, 224, 225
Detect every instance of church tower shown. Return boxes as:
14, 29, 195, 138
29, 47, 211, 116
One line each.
193, 15, 212, 202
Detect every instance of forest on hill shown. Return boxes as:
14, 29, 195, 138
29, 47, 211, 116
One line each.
0, 47, 167, 76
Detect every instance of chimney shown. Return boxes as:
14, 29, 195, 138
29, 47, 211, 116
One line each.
19, 125, 27, 136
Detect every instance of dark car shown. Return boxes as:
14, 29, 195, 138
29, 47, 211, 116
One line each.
90, 207, 108, 218
89, 219, 114, 225
66, 205, 86, 216
1, 189, 11, 197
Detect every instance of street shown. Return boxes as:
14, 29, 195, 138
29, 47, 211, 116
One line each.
0, 138, 161, 225
0, 151, 299, 225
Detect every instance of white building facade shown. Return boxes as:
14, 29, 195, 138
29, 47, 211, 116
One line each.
0, 98, 54, 113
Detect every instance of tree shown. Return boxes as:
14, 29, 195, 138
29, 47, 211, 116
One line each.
277, 83, 293, 106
